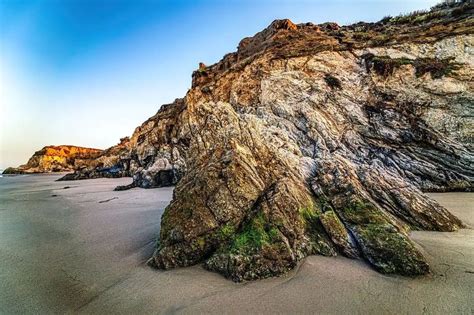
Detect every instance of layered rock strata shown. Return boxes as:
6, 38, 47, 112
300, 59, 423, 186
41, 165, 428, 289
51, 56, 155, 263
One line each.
64, 2, 473, 281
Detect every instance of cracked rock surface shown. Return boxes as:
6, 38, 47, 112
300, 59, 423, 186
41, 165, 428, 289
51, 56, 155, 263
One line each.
62, 3, 472, 281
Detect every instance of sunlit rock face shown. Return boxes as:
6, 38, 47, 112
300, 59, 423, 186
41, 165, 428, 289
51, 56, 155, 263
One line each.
65, 3, 473, 281
2, 146, 103, 174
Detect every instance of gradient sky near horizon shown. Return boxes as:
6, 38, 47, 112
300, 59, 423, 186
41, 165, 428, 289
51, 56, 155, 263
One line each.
0, 0, 440, 169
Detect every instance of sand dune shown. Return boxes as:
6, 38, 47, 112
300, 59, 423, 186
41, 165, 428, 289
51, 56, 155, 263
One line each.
0, 175, 472, 314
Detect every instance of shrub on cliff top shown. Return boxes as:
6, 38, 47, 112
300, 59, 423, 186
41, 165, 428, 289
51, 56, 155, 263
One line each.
363, 54, 460, 78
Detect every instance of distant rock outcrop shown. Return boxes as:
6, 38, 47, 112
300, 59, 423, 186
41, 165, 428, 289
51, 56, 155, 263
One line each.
57, 137, 131, 180
62, 2, 474, 281
2, 146, 103, 174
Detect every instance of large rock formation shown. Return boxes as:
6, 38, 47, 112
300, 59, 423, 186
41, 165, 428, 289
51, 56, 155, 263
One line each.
59, 100, 186, 187
57, 137, 132, 180
64, 2, 473, 281
2, 145, 103, 174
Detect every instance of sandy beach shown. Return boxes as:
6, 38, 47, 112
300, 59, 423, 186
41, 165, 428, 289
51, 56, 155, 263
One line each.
0, 174, 473, 314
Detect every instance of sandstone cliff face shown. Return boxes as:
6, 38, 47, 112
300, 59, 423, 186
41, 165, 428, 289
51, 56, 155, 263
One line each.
3, 145, 103, 174
64, 3, 473, 281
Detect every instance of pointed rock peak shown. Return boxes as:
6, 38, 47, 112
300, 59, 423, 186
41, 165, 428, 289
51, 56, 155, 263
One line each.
268, 19, 298, 31
236, 19, 298, 59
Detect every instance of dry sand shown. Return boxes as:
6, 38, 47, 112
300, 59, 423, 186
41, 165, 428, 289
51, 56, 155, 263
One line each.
0, 175, 473, 314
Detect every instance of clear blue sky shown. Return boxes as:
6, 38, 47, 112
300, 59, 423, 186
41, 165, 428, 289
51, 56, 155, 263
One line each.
0, 0, 439, 169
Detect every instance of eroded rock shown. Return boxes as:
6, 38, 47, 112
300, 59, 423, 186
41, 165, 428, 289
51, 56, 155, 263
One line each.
67, 3, 473, 281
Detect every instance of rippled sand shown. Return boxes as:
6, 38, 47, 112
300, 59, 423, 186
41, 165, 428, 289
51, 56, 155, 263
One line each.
1, 175, 473, 314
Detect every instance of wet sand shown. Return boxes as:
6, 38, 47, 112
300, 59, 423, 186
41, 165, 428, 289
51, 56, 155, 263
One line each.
0, 175, 473, 314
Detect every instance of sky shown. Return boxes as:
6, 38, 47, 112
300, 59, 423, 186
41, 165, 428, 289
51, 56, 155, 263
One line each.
0, 0, 440, 169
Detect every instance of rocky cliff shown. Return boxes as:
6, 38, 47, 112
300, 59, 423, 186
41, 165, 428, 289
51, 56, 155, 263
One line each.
57, 137, 131, 180
3, 145, 103, 174
63, 2, 473, 281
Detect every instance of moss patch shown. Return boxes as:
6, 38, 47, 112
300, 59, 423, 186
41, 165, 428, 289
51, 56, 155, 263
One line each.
320, 211, 347, 240
228, 212, 280, 255
300, 201, 337, 256
317, 196, 333, 212
196, 237, 206, 250
320, 210, 359, 258
341, 199, 386, 225
340, 198, 429, 275
299, 202, 319, 223
354, 223, 429, 275
218, 223, 236, 241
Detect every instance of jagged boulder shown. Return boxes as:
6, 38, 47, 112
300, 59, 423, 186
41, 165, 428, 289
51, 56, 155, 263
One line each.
148, 4, 473, 281
64, 3, 473, 281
